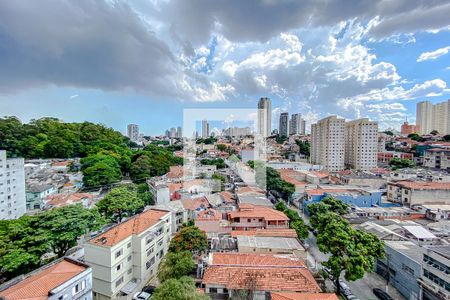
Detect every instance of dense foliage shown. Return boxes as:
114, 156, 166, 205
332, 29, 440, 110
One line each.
275, 202, 309, 239
196, 137, 217, 144
0, 117, 129, 158
249, 160, 295, 200
408, 133, 425, 142
157, 251, 196, 282
389, 157, 415, 170
443, 135, 450, 142
0, 205, 104, 281
295, 140, 310, 157
200, 158, 226, 169
151, 276, 209, 300
168, 225, 208, 253
96, 185, 150, 223
308, 197, 384, 293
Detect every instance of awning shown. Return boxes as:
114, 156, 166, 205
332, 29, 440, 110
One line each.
120, 280, 140, 295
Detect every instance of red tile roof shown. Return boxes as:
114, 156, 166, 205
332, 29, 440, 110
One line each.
271, 292, 339, 300
203, 253, 317, 293
89, 209, 169, 247
46, 193, 93, 208
211, 253, 306, 268
230, 228, 298, 238
181, 196, 210, 211
196, 209, 222, 221
228, 204, 289, 221
218, 191, 234, 203
0, 258, 88, 300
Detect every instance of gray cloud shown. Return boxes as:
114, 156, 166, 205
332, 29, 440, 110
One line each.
159, 0, 450, 44
0, 0, 178, 95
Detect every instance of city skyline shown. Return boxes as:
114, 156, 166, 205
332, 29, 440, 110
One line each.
0, 1, 449, 135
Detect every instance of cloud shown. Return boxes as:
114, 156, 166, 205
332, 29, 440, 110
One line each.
0, 1, 179, 96
417, 46, 450, 62
69, 94, 79, 99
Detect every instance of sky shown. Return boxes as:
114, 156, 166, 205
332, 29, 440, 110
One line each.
0, 0, 449, 135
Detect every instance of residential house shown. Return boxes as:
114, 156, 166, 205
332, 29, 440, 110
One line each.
227, 204, 289, 231
387, 181, 450, 207
26, 183, 57, 210
303, 187, 382, 209
271, 292, 339, 300
236, 236, 306, 258
84, 209, 171, 299
45, 193, 94, 209
0, 257, 92, 300
201, 252, 320, 300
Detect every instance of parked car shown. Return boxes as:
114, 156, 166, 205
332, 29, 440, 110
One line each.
373, 288, 394, 300
346, 295, 360, 300
339, 280, 352, 297
133, 291, 151, 300
142, 286, 156, 294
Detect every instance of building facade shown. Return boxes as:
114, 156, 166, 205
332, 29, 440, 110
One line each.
0, 150, 26, 220
279, 112, 289, 137
84, 209, 171, 299
202, 120, 210, 138
257, 97, 272, 137
344, 118, 378, 171
126, 124, 139, 142
387, 181, 450, 207
311, 116, 345, 172
420, 245, 450, 300
401, 121, 418, 136
417, 100, 450, 135
424, 148, 450, 171
289, 113, 304, 135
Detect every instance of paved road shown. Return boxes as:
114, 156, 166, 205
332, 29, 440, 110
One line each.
294, 205, 405, 300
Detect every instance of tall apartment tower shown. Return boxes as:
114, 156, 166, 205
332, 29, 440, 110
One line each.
279, 112, 289, 137
301, 119, 306, 135
344, 118, 378, 171
433, 100, 450, 135
0, 150, 26, 220
416, 100, 450, 135
127, 124, 139, 142
176, 126, 182, 138
257, 97, 272, 137
311, 116, 345, 172
202, 120, 210, 138
289, 113, 301, 135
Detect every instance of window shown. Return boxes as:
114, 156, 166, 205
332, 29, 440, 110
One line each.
146, 256, 156, 269
127, 255, 132, 262
115, 249, 123, 258
127, 268, 132, 275
209, 288, 217, 293
127, 242, 131, 248
115, 276, 124, 287
147, 247, 154, 256
116, 263, 122, 272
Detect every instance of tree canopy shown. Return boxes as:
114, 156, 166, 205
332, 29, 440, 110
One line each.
151, 276, 209, 300
275, 202, 308, 239
295, 140, 310, 157
200, 158, 226, 169
168, 225, 208, 253
96, 185, 145, 223
0, 205, 104, 281
157, 251, 196, 282
389, 157, 415, 170
249, 161, 295, 200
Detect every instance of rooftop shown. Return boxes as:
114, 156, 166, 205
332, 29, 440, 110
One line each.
392, 181, 450, 190
427, 245, 450, 260
46, 193, 93, 208
228, 204, 289, 221
231, 228, 298, 238
89, 209, 169, 247
210, 252, 305, 268
271, 292, 339, 300
0, 258, 88, 300
237, 236, 303, 250
384, 240, 423, 262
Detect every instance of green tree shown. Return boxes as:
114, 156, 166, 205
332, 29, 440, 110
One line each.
430, 130, 439, 135
137, 183, 154, 206
408, 133, 424, 142
443, 135, 450, 142
212, 173, 226, 191
96, 186, 145, 223
80, 154, 122, 187
389, 157, 415, 170
169, 226, 208, 253
151, 276, 209, 300
37, 205, 105, 257
317, 215, 384, 293
200, 158, 226, 169
383, 130, 394, 136
216, 144, 227, 151
295, 140, 310, 157
158, 251, 196, 282
308, 197, 349, 229
274, 201, 309, 239
130, 155, 153, 182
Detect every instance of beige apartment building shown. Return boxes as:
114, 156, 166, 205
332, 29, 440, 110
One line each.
311, 116, 345, 172
84, 209, 172, 299
344, 118, 378, 171
417, 100, 450, 135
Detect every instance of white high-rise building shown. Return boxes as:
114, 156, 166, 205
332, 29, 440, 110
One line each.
417, 100, 450, 135
169, 127, 176, 138
289, 113, 303, 135
223, 127, 251, 137
202, 120, 210, 138
176, 126, 182, 138
279, 112, 289, 137
344, 118, 378, 171
126, 124, 139, 142
0, 150, 26, 220
301, 119, 306, 135
257, 97, 272, 137
311, 116, 345, 172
